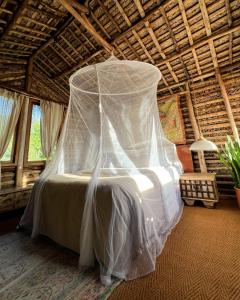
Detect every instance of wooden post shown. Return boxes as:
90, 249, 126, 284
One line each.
26, 57, 33, 92
215, 68, 239, 141
186, 82, 207, 173
15, 97, 29, 187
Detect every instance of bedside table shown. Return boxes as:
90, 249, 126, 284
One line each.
180, 173, 219, 208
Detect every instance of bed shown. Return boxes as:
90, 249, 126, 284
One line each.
36, 168, 182, 282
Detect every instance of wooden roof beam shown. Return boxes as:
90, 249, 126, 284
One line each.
13, 24, 51, 37
114, 0, 131, 27
145, 21, 179, 83
25, 14, 74, 93
31, 15, 74, 60
72, 22, 96, 50
178, 0, 202, 76
90, 11, 111, 39
132, 29, 154, 63
157, 61, 240, 93
199, 0, 212, 36
26, 57, 33, 92
54, 50, 103, 79
160, 6, 189, 83
208, 39, 218, 68
133, 0, 145, 18
96, 0, 121, 33
225, 0, 232, 27
51, 0, 178, 79
215, 68, 239, 141
0, 0, 28, 41
53, 2, 240, 83
156, 24, 240, 67
21, 16, 57, 31
58, 0, 112, 52
225, 0, 233, 64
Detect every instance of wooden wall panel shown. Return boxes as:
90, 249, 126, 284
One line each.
23, 166, 44, 186
159, 73, 240, 200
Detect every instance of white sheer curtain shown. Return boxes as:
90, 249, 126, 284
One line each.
0, 89, 24, 188
40, 100, 65, 162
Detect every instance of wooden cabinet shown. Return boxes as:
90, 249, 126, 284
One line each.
180, 173, 219, 208
0, 186, 32, 213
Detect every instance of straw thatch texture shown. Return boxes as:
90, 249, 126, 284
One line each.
0, 0, 239, 102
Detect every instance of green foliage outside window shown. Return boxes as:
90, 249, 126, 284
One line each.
28, 105, 45, 161
1, 136, 13, 161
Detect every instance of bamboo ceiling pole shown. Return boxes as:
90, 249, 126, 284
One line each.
186, 82, 207, 173
215, 68, 239, 141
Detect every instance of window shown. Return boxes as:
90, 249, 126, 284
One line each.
1, 136, 14, 162
0, 94, 16, 163
28, 104, 45, 161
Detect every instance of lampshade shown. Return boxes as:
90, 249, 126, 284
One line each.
190, 136, 218, 151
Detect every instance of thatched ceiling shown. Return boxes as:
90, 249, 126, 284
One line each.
0, 0, 239, 104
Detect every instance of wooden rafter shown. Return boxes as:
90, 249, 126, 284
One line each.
208, 39, 218, 68
145, 21, 179, 83
225, 0, 233, 65
31, 16, 74, 60
90, 11, 111, 39
123, 37, 140, 60
132, 29, 154, 63
199, 0, 212, 36
21, 16, 57, 31
133, 0, 145, 18
159, 6, 189, 84
157, 61, 240, 93
1, 0, 237, 101
54, 50, 103, 79
96, 0, 121, 33
50, 5, 240, 84
156, 24, 240, 67
58, 0, 112, 52
114, 0, 131, 27
0, 0, 28, 41
67, 27, 90, 54
13, 24, 51, 37
178, 0, 202, 76
215, 68, 239, 141
26, 57, 33, 92
72, 22, 97, 50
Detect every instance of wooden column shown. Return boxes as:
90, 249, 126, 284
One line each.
186, 82, 207, 173
215, 68, 239, 141
15, 97, 29, 187
26, 57, 33, 92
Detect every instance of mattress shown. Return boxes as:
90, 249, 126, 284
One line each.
38, 168, 182, 280
39, 173, 114, 255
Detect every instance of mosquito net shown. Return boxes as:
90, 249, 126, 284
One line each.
21, 57, 183, 285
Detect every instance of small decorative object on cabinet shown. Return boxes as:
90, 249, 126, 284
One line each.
180, 173, 219, 208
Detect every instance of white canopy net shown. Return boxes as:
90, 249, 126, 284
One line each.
21, 57, 183, 285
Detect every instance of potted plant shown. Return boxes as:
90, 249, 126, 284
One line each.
218, 135, 240, 208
